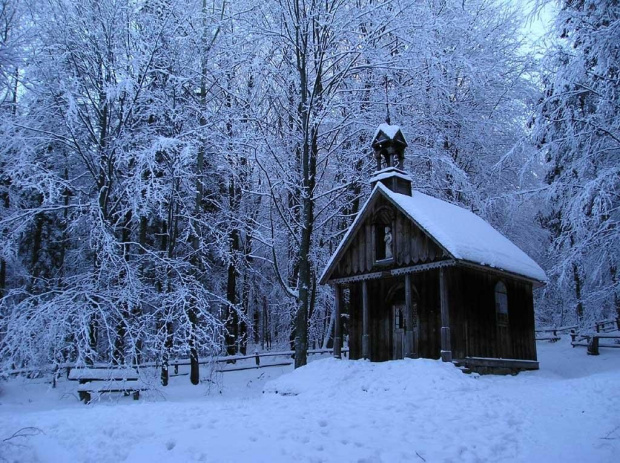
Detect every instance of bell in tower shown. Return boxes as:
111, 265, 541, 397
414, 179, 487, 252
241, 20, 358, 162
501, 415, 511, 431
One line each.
370, 123, 413, 196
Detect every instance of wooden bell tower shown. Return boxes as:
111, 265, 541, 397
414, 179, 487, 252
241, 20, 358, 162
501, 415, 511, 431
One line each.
370, 123, 412, 196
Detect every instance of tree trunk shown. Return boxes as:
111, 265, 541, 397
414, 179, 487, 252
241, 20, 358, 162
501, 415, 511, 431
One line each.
239, 273, 250, 354
225, 251, 238, 356
0, 259, 5, 299
188, 300, 200, 385
161, 321, 174, 386
573, 263, 584, 322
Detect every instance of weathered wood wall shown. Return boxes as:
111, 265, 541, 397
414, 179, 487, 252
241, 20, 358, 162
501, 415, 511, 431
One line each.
348, 279, 394, 362
455, 267, 537, 361
334, 198, 448, 280
369, 278, 391, 361
348, 273, 441, 362
409, 271, 441, 359
348, 283, 362, 359
347, 266, 537, 363
333, 199, 537, 364
506, 278, 537, 361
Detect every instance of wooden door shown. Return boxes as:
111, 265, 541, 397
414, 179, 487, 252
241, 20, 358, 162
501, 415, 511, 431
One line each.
392, 304, 405, 359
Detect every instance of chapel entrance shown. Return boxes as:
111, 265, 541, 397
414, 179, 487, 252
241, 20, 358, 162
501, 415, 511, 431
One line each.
392, 304, 406, 360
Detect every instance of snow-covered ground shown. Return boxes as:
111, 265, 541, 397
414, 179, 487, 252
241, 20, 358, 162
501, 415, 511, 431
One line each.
1, 339, 619, 462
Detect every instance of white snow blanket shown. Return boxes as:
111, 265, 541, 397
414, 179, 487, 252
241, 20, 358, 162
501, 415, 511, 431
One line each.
1, 340, 618, 462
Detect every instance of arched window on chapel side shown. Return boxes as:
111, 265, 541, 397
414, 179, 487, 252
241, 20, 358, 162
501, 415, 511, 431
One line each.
495, 281, 508, 325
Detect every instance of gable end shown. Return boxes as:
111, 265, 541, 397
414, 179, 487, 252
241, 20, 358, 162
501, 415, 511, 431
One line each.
321, 192, 452, 283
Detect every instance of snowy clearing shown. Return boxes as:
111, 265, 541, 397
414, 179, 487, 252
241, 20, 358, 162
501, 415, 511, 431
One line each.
1, 339, 619, 463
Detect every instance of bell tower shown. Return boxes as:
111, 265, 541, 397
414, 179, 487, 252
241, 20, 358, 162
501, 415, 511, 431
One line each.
370, 123, 412, 196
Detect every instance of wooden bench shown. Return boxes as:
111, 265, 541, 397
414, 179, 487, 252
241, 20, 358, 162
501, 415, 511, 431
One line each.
68, 367, 147, 403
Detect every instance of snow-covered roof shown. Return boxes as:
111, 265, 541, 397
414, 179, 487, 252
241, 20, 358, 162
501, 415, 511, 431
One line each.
369, 167, 412, 183
372, 123, 407, 144
320, 183, 547, 284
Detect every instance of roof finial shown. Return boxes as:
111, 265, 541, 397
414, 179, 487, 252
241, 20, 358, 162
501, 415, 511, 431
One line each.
384, 76, 391, 125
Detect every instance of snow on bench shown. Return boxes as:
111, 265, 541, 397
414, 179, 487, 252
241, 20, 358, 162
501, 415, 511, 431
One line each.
68, 367, 139, 382
68, 367, 147, 403
76, 379, 149, 403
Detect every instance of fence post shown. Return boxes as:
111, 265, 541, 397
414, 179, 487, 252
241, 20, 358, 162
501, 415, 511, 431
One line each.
255, 352, 260, 366
587, 336, 599, 355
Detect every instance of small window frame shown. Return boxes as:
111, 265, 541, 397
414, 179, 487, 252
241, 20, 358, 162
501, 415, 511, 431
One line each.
495, 281, 509, 325
374, 223, 394, 264
373, 207, 395, 265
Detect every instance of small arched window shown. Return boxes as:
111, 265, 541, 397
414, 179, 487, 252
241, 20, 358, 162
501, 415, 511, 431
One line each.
495, 281, 508, 324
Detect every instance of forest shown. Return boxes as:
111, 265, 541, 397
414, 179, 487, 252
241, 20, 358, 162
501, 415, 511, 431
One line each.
0, 0, 618, 377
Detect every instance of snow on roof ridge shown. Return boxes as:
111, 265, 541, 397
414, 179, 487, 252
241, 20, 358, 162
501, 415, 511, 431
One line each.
369, 168, 412, 183
373, 123, 405, 143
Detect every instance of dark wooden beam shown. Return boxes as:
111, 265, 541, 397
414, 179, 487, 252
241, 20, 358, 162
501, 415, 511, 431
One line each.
333, 284, 342, 359
404, 273, 416, 358
362, 280, 370, 359
439, 267, 452, 362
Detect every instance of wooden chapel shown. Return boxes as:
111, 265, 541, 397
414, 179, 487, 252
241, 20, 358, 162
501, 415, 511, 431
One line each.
320, 123, 547, 372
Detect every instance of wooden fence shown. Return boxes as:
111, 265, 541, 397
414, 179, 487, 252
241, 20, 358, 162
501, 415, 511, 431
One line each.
2, 347, 350, 384
536, 317, 620, 342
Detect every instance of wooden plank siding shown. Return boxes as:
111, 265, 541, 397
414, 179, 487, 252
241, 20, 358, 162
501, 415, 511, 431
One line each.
455, 267, 537, 361
446, 266, 466, 360
348, 283, 362, 360
370, 278, 391, 361
460, 268, 499, 359
334, 199, 447, 280
506, 279, 537, 361
348, 273, 442, 362
330, 198, 537, 366
410, 271, 441, 360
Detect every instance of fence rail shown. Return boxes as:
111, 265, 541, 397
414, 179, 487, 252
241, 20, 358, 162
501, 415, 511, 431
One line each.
1, 347, 350, 380
535, 325, 578, 340
536, 317, 620, 341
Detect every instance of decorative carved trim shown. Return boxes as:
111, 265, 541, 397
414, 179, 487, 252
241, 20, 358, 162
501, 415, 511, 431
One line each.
329, 271, 386, 285
390, 259, 455, 276
327, 260, 455, 285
